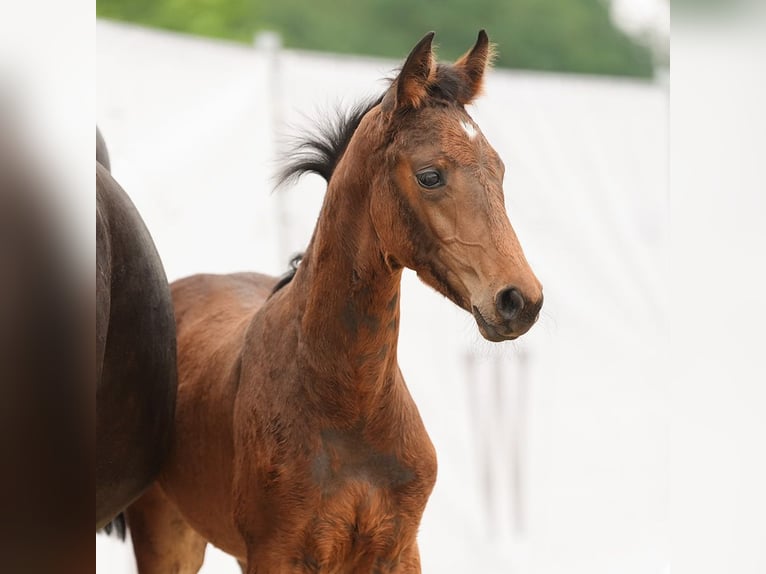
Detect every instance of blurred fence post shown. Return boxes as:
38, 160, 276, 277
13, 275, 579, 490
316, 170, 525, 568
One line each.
253, 30, 290, 265
464, 348, 530, 539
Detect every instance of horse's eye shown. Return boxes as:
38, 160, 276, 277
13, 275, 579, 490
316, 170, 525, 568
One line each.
416, 170, 443, 189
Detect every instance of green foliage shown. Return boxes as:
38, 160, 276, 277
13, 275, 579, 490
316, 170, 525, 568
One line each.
96, 0, 654, 78
97, 0, 260, 41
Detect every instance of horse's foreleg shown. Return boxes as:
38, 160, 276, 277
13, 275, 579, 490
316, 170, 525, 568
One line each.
126, 482, 208, 574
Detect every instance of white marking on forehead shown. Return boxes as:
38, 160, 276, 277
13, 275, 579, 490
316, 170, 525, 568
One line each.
460, 120, 478, 140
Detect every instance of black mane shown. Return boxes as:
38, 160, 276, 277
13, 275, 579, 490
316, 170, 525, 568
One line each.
276, 94, 384, 187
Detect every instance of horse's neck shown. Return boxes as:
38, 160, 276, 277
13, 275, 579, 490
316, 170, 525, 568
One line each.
271, 170, 403, 414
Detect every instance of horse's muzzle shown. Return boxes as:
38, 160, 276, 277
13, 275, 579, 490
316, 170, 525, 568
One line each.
472, 290, 542, 342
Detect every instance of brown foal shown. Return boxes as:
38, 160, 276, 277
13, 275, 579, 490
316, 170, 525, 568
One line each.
125, 31, 543, 573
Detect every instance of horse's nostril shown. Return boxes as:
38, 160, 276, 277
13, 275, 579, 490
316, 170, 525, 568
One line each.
496, 287, 525, 321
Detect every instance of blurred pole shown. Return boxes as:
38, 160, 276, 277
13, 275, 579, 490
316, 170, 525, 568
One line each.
507, 350, 529, 537
253, 31, 290, 266
465, 348, 530, 540
463, 351, 494, 536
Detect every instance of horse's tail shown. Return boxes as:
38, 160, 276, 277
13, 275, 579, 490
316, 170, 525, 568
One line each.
100, 512, 127, 541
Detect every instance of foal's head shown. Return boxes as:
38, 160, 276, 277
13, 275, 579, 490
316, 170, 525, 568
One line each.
357, 31, 543, 341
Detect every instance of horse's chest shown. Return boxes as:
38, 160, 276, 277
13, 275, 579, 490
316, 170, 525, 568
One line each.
298, 487, 411, 573
294, 428, 429, 571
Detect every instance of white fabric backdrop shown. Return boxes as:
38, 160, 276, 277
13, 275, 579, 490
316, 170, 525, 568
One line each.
97, 20, 668, 573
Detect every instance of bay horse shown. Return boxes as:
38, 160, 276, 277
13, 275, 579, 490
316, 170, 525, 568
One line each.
96, 128, 178, 529
124, 31, 543, 573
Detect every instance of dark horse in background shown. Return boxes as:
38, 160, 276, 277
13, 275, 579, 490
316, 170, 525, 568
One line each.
96, 128, 178, 529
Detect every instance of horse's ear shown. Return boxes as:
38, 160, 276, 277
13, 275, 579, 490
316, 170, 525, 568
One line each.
454, 30, 494, 104
390, 32, 436, 111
